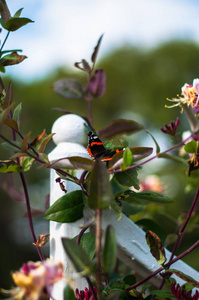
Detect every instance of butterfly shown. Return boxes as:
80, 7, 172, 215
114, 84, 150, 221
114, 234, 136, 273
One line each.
87, 131, 123, 161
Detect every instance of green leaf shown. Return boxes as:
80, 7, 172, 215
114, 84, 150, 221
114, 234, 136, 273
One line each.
74, 59, 92, 73
183, 104, 199, 133
91, 34, 104, 66
0, 103, 14, 131
3, 118, 18, 131
21, 157, 35, 172
158, 153, 189, 165
0, 51, 27, 66
13, 103, 22, 130
123, 274, 136, 286
73, 232, 96, 261
111, 176, 126, 194
122, 148, 133, 170
145, 230, 166, 265
98, 119, 144, 139
0, 160, 22, 173
2, 81, 13, 109
0, 0, 11, 23
56, 156, 94, 171
184, 140, 198, 154
0, 65, 5, 73
4, 17, 34, 31
124, 190, 173, 204
21, 131, 32, 151
102, 280, 128, 296
13, 8, 23, 18
121, 201, 145, 217
108, 147, 153, 170
64, 285, 76, 300
88, 160, 113, 209
109, 198, 122, 221
44, 190, 85, 223
38, 133, 54, 153
102, 225, 117, 273
146, 130, 160, 153
38, 153, 49, 164
53, 78, 83, 99
0, 49, 22, 58
150, 290, 174, 298
62, 237, 93, 275
166, 269, 199, 288
114, 169, 140, 190
1, 141, 21, 152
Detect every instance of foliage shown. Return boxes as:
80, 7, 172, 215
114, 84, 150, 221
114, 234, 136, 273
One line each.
0, 1, 199, 300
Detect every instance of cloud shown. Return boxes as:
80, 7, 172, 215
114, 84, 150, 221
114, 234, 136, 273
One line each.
3, 0, 199, 81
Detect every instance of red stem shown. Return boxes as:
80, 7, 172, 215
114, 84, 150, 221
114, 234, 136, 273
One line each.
19, 172, 44, 261
158, 184, 199, 289
109, 134, 193, 174
126, 239, 199, 291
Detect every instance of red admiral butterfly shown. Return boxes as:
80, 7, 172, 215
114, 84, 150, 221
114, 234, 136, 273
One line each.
87, 131, 123, 161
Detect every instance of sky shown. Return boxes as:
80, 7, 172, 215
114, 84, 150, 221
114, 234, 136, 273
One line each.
2, 0, 199, 81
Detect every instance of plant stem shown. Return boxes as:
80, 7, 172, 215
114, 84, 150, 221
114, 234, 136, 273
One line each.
95, 209, 102, 300
87, 101, 93, 126
86, 276, 98, 300
0, 31, 10, 53
109, 134, 193, 174
0, 76, 5, 91
19, 172, 44, 261
17, 131, 39, 157
76, 227, 89, 245
158, 184, 199, 289
76, 228, 98, 300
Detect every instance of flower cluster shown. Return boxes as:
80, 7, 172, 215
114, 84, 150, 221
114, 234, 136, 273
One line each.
171, 282, 199, 300
160, 117, 180, 136
4, 260, 64, 300
75, 287, 97, 300
166, 78, 199, 111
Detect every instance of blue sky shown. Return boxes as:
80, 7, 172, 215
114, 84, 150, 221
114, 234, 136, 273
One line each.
2, 0, 199, 81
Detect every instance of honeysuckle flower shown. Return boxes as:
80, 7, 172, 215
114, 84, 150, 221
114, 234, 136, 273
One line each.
139, 175, 163, 193
160, 117, 180, 136
3, 260, 64, 300
171, 282, 199, 300
166, 79, 199, 111
75, 287, 97, 300
193, 78, 199, 108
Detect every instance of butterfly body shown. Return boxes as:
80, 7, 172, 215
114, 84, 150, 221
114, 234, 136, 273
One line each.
87, 132, 122, 161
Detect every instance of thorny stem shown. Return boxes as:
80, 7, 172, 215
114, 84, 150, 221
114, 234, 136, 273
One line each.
96, 209, 102, 300
126, 239, 199, 292
109, 134, 193, 174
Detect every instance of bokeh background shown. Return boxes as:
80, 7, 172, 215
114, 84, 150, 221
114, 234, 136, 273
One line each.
1, 0, 199, 292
